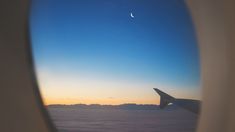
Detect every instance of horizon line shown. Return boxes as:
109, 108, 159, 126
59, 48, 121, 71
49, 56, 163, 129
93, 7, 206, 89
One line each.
45, 103, 159, 106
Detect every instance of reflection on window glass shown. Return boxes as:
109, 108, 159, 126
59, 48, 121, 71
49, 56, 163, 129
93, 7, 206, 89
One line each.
30, 0, 201, 132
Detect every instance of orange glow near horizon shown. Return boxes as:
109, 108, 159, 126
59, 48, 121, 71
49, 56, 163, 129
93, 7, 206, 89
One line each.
37, 69, 201, 106
42, 97, 160, 106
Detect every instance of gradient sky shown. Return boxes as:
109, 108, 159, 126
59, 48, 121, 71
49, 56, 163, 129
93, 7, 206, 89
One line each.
30, 0, 201, 105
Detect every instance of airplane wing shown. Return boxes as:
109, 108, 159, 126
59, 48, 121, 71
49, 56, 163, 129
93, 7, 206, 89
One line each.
153, 88, 201, 114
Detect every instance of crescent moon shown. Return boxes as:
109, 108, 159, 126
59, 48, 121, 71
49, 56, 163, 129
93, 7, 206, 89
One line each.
130, 12, 134, 18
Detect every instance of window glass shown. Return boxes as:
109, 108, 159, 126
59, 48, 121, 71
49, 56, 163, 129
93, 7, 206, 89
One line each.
30, 0, 201, 132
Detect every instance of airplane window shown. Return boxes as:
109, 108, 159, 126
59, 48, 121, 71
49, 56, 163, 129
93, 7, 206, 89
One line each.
30, 0, 201, 132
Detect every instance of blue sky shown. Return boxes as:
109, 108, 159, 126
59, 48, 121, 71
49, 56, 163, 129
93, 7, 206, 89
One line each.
30, 0, 201, 105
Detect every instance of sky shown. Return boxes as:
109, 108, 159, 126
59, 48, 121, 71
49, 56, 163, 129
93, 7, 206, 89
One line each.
30, 0, 201, 105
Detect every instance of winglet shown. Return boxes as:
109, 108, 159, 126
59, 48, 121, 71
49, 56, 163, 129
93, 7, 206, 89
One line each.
153, 88, 175, 109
